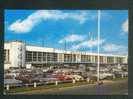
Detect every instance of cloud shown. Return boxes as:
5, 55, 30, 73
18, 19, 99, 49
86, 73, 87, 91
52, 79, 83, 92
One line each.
59, 34, 86, 43
71, 39, 105, 50
122, 19, 128, 33
8, 10, 93, 33
101, 11, 113, 20
102, 43, 128, 55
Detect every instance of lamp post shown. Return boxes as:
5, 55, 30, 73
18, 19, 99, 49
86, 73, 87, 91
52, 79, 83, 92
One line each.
97, 10, 101, 82
89, 32, 93, 63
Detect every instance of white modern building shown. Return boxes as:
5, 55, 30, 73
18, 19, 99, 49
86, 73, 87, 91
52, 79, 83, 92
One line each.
4, 41, 128, 70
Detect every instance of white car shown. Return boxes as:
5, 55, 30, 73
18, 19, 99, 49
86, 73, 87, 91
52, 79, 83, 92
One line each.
66, 74, 84, 81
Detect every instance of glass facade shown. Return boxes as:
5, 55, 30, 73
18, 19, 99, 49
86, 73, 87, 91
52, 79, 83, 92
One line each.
64, 54, 76, 62
81, 55, 91, 62
7, 51, 126, 64
116, 57, 123, 63
26, 51, 57, 63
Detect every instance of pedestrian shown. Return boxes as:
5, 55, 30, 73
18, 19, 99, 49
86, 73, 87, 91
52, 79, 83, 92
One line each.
97, 80, 103, 85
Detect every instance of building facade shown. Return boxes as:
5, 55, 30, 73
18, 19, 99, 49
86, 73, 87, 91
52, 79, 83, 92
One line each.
4, 41, 128, 69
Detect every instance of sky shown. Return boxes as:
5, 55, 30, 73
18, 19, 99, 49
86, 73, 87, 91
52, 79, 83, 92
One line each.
4, 10, 128, 55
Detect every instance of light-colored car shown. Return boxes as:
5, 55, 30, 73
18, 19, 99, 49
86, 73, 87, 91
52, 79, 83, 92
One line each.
66, 74, 84, 81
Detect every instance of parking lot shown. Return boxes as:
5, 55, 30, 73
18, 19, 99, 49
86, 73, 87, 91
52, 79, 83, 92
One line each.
4, 64, 128, 94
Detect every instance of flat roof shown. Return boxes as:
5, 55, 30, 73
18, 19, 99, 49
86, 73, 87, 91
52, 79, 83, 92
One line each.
5, 41, 127, 57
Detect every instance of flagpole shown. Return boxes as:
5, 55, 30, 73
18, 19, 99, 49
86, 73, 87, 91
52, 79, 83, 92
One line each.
97, 10, 101, 82
89, 32, 92, 63
91, 33, 93, 63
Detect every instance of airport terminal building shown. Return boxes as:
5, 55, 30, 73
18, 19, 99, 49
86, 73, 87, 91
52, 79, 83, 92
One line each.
4, 41, 128, 69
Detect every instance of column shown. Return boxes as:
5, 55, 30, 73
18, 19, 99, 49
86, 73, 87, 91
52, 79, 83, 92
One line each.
105, 56, 107, 64
41, 52, 42, 62
46, 52, 47, 63
36, 52, 38, 62
6, 50, 8, 62
32, 51, 33, 62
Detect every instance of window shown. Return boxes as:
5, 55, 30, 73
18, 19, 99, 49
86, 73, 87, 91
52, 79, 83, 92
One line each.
4, 49, 10, 63
43, 52, 47, 61
33, 52, 37, 61
38, 52, 42, 62
26, 51, 32, 62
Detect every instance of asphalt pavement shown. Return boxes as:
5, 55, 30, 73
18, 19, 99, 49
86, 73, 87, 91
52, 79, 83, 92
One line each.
43, 79, 128, 95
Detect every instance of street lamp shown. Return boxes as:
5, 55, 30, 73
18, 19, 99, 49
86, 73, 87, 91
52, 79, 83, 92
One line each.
88, 32, 93, 63
97, 10, 101, 82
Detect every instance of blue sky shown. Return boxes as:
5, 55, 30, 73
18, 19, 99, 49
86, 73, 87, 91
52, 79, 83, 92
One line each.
4, 10, 128, 55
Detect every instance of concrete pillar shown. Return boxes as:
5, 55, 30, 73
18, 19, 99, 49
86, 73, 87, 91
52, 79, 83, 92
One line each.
104, 56, 106, 64
6, 84, 9, 91
46, 53, 48, 63
71, 53, 73, 63
34, 82, 37, 88
92, 56, 94, 63
90, 56, 92, 63
76, 54, 81, 63
36, 52, 38, 62
41, 52, 43, 62
32, 52, 33, 62
6, 50, 7, 62
105, 56, 107, 64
